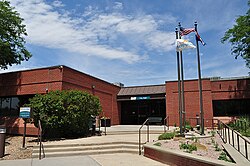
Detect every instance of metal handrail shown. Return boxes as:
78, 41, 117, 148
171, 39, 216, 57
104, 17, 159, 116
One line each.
164, 116, 169, 132
218, 120, 250, 161
38, 120, 45, 160
139, 118, 149, 155
188, 117, 216, 130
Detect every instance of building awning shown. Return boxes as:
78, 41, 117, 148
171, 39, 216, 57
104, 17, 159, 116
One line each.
117, 84, 165, 96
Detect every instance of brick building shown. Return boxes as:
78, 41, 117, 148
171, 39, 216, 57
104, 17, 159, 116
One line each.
0, 66, 120, 135
0, 65, 249, 135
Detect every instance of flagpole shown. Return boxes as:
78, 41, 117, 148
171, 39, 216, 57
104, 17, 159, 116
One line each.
175, 27, 183, 135
178, 22, 186, 135
194, 21, 204, 135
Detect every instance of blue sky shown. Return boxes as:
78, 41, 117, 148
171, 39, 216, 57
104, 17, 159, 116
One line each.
4, 0, 249, 86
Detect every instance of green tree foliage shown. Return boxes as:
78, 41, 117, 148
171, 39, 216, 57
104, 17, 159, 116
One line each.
0, 1, 31, 69
27, 90, 102, 138
221, 1, 250, 68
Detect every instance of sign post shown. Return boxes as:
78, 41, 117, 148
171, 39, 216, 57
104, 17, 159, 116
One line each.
19, 107, 31, 149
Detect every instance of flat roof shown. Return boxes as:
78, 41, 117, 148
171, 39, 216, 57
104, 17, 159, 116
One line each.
118, 84, 165, 96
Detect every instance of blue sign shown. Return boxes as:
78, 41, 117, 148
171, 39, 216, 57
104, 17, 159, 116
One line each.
131, 96, 150, 100
19, 107, 31, 118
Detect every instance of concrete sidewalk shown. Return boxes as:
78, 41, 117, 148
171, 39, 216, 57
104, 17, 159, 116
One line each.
0, 156, 101, 166
0, 154, 167, 166
41, 125, 175, 146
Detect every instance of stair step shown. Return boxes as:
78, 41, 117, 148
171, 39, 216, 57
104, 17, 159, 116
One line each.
32, 141, 144, 158
33, 141, 138, 149
32, 148, 139, 158
101, 130, 163, 135
33, 144, 138, 153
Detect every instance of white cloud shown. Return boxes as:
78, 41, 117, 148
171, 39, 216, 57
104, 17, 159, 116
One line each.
113, 2, 123, 10
10, 0, 176, 63
52, 0, 64, 8
116, 15, 157, 33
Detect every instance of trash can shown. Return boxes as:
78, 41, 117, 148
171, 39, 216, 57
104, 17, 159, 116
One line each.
91, 116, 96, 135
0, 128, 6, 158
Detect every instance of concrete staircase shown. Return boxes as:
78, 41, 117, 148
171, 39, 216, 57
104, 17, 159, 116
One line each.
32, 141, 140, 158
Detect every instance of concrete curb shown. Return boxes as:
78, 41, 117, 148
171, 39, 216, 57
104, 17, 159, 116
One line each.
144, 144, 237, 166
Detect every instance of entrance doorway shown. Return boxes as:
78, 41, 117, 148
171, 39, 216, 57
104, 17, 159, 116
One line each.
121, 99, 166, 125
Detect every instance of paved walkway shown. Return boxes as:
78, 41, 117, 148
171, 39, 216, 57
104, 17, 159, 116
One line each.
0, 156, 101, 166
0, 125, 169, 166
41, 125, 175, 145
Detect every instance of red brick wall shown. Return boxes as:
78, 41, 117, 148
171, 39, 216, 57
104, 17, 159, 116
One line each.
0, 66, 63, 96
211, 78, 250, 100
0, 66, 63, 135
166, 79, 213, 127
0, 117, 38, 136
61, 67, 121, 125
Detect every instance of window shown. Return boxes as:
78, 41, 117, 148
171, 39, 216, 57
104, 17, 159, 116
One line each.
1, 98, 11, 116
0, 95, 33, 117
0, 97, 20, 117
213, 99, 250, 116
11, 97, 19, 116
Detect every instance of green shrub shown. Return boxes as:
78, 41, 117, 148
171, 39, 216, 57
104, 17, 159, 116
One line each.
228, 116, 250, 137
158, 132, 175, 140
27, 90, 102, 138
153, 142, 162, 146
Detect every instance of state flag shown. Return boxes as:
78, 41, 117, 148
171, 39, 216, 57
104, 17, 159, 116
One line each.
176, 39, 196, 51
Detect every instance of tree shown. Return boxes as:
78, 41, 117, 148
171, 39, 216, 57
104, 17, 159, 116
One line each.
27, 90, 102, 138
0, 0, 31, 69
221, 1, 250, 68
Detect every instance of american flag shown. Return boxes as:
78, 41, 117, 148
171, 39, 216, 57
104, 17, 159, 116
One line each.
179, 27, 195, 36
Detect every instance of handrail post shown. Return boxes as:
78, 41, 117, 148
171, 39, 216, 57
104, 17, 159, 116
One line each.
164, 117, 166, 133
147, 120, 149, 142
38, 120, 42, 160
163, 116, 169, 133
212, 119, 214, 130
232, 129, 234, 147
245, 140, 248, 159
138, 118, 149, 155
237, 134, 240, 152
139, 129, 141, 155
224, 124, 227, 143
104, 118, 107, 136
228, 127, 230, 144
167, 116, 169, 130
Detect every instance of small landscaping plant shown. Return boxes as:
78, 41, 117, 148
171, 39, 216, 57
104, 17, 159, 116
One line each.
211, 130, 216, 137
179, 142, 197, 153
214, 142, 221, 151
153, 142, 162, 146
211, 138, 215, 144
158, 132, 175, 140
218, 152, 233, 163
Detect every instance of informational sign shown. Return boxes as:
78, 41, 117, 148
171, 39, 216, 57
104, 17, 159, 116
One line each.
130, 96, 150, 100
19, 107, 31, 118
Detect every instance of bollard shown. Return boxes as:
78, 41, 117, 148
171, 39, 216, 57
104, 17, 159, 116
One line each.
0, 128, 6, 158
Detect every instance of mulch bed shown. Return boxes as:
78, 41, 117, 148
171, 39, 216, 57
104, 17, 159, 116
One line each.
0, 135, 37, 160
